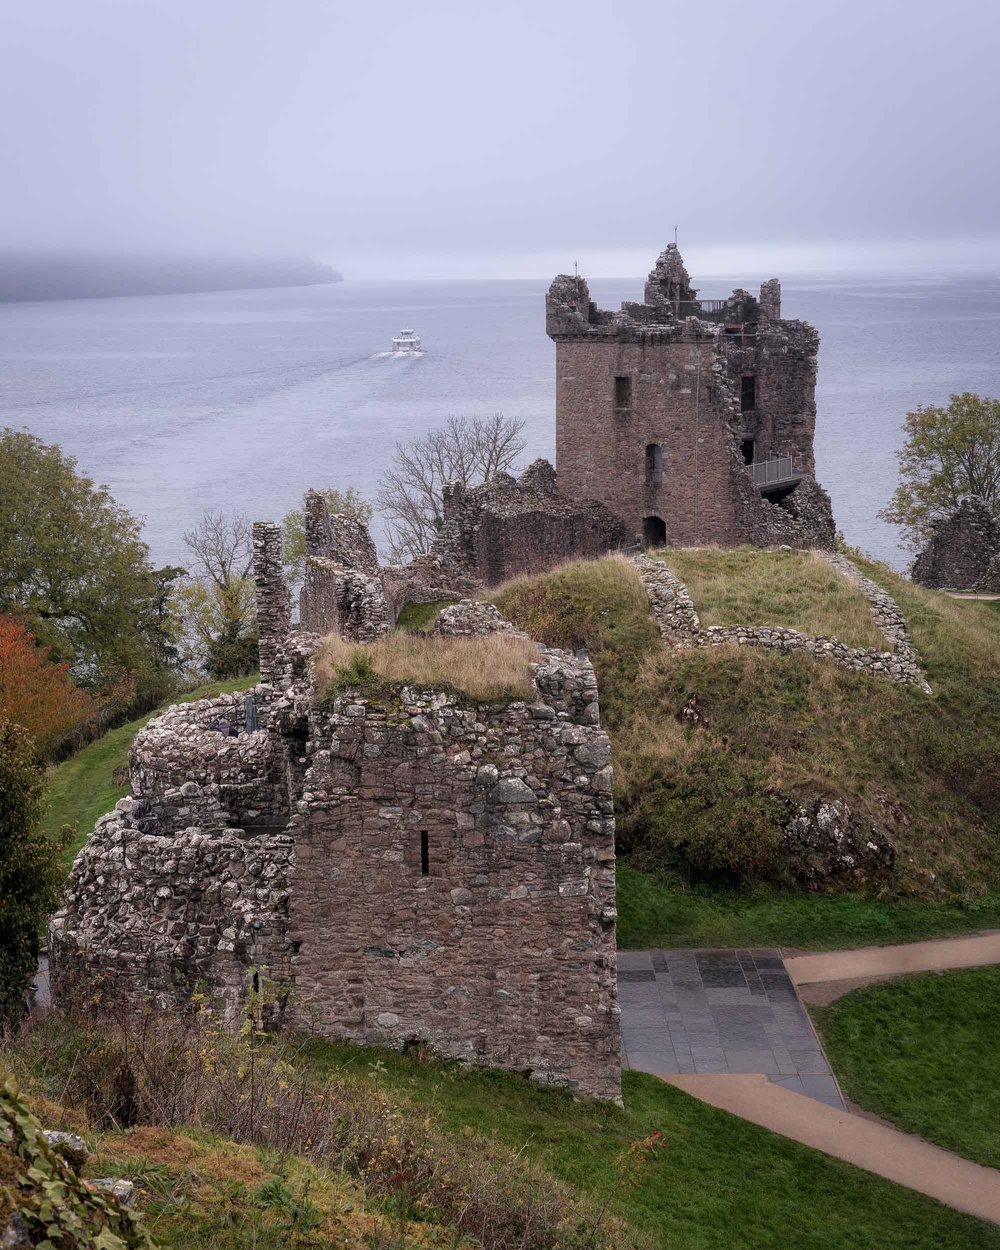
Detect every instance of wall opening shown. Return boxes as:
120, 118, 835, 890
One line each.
741, 437, 755, 465
614, 375, 632, 413
642, 515, 666, 547
645, 443, 663, 486
741, 376, 756, 412
420, 830, 429, 876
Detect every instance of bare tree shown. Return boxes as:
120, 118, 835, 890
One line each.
377, 413, 526, 562
178, 510, 258, 678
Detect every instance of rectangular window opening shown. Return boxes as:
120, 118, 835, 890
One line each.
420, 830, 429, 876
614, 375, 632, 412
741, 376, 756, 412
741, 437, 755, 465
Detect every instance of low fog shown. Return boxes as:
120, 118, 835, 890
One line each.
2, 0, 999, 278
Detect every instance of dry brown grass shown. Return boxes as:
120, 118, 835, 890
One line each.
315, 630, 538, 702
662, 547, 886, 650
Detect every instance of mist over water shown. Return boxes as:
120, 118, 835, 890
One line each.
2, 273, 999, 570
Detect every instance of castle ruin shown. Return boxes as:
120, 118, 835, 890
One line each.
547, 244, 835, 549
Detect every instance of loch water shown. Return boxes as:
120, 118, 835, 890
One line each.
2, 273, 999, 568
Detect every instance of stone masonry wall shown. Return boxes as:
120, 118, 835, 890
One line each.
49, 787, 294, 1027
286, 641, 621, 1101
912, 497, 1000, 590
129, 692, 287, 827
252, 523, 291, 685
634, 552, 930, 690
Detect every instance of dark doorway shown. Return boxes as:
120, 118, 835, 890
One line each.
643, 515, 666, 547
741, 437, 755, 465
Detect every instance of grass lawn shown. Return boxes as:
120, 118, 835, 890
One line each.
616, 865, 1000, 950
660, 547, 886, 649
811, 966, 1000, 1169
304, 1039, 1000, 1249
394, 598, 456, 632
43, 675, 257, 866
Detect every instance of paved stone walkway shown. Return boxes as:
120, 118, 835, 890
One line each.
619, 948, 844, 1108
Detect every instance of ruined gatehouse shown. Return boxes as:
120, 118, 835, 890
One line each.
547, 244, 836, 549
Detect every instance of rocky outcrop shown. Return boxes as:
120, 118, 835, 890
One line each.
780, 798, 896, 889
912, 497, 1000, 590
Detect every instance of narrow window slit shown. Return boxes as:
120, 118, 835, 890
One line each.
420, 831, 429, 876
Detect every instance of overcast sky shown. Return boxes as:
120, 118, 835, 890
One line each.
2, 0, 999, 278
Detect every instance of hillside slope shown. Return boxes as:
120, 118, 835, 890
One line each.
493, 552, 1000, 897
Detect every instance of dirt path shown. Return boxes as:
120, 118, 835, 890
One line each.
785, 931, 1000, 1004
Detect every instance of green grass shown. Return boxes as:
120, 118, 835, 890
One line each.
661, 546, 886, 649
616, 865, 1000, 950
495, 554, 1000, 896
812, 966, 1000, 1169
42, 675, 257, 866
304, 1039, 1000, 1249
394, 598, 456, 632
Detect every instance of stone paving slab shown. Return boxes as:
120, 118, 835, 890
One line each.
620, 949, 845, 1108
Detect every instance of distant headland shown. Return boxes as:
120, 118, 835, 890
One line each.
0, 250, 343, 303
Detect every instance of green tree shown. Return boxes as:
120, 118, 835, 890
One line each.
177, 510, 258, 679
0, 718, 64, 1029
281, 486, 374, 587
879, 393, 1000, 550
0, 429, 182, 712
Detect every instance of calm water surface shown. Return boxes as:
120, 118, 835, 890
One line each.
2, 275, 999, 568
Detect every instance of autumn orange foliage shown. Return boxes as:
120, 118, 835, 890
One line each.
0, 615, 94, 756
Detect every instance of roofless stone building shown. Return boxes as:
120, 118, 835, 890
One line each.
547, 244, 836, 549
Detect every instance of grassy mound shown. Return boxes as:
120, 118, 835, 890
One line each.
663, 547, 885, 649
494, 554, 1000, 895
316, 631, 538, 703
811, 966, 1000, 1169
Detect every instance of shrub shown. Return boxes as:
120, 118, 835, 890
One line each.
0, 718, 65, 1030
0, 615, 95, 758
6, 1009, 635, 1250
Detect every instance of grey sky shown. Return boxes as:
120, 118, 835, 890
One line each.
2, 0, 998, 277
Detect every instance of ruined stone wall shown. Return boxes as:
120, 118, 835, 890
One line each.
49, 788, 294, 1027
634, 552, 930, 690
911, 497, 1000, 590
286, 641, 621, 1101
749, 320, 819, 472
252, 523, 291, 685
129, 692, 287, 827
426, 460, 632, 588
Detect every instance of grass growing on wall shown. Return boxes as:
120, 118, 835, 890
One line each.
43, 675, 257, 866
661, 546, 886, 649
811, 966, 1000, 1168
315, 631, 538, 703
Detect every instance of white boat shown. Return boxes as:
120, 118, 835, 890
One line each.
391, 328, 422, 355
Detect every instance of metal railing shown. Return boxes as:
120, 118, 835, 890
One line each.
749, 454, 801, 488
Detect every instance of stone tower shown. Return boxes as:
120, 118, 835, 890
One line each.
546, 244, 834, 548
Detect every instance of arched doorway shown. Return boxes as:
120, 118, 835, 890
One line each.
643, 515, 666, 547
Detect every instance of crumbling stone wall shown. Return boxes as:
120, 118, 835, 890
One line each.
49, 787, 294, 1027
129, 692, 287, 827
634, 552, 930, 690
428, 459, 633, 587
252, 523, 291, 684
911, 497, 1000, 590
296, 493, 392, 640
286, 636, 621, 1101
51, 602, 623, 1101
547, 244, 835, 548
